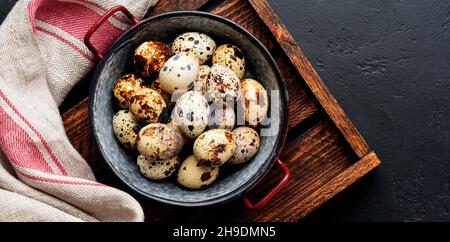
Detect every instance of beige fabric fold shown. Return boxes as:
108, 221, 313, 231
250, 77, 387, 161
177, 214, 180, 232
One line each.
0, 0, 158, 222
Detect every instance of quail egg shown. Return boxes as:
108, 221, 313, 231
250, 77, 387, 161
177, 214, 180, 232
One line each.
133, 41, 171, 79
193, 65, 210, 95
212, 44, 245, 79
193, 129, 237, 167
229, 127, 260, 164
150, 79, 172, 105
171, 91, 209, 138
238, 79, 269, 126
171, 32, 216, 64
129, 88, 167, 123
177, 155, 219, 189
159, 52, 199, 94
167, 118, 192, 145
206, 64, 240, 102
137, 155, 180, 180
112, 110, 141, 149
137, 123, 184, 160
113, 74, 145, 109
208, 103, 235, 131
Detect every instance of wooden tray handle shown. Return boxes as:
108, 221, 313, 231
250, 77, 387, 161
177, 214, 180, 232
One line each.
243, 159, 291, 209
84, 5, 139, 60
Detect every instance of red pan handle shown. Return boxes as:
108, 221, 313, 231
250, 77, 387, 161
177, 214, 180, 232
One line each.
243, 159, 291, 209
84, 5, 139, 60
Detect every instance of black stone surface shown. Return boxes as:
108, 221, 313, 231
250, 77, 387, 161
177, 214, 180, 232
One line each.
0, 0, 16, 23
267, 0, 450, 222
1, 0, 449, 222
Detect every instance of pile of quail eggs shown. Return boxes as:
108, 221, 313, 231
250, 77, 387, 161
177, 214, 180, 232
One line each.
112, 32, 269, 189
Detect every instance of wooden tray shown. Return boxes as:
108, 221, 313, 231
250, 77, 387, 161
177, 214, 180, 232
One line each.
62, 0, 381, 222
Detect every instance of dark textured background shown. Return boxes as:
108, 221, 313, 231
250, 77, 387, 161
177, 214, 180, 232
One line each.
2, 0, 450, 222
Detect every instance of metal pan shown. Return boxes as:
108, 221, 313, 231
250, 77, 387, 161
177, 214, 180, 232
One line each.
86, 6, 290, 208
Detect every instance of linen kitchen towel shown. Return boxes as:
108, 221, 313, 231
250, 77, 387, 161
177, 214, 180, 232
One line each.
0, 0, 157, 222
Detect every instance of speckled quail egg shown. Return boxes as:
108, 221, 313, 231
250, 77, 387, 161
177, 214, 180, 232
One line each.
150, 79, 172, 105
112, 110, 141, 149
177, 155, 219, 189
159, 52, 200, 94
194, 65, 210, 95
206, 64, 240, 102
193, 129, 237, 167
137, 123, 184, 160
208, 103, 235, 131
171, 32, 216, 64
113, 74, 145, 109
137, 155, 180, 180
229, 127, 260, 164
212, 44, 245, 79
129, 88, 167, 123
167, 118, 192, 145
171, 91, 209, 138
133, 41, 171, 78
238, 79, 269, 126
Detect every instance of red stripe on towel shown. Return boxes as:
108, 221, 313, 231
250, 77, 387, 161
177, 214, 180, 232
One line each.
17, 170, 106, 187
0, 90, 67, 175
78, 0, 133, 25
35, 26, 94, 62
35, 1, 123, 55
0, 105, 54, 174
27, 0, 46, 32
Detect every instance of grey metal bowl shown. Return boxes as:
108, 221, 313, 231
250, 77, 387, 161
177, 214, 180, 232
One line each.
89, 11, 288, 207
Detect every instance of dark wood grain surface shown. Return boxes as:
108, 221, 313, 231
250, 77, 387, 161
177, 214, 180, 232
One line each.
60, 0, 380, 221
145, 0, 209, 17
